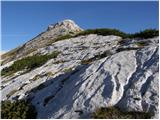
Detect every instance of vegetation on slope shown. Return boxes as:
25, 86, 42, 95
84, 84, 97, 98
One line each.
128, 29, 159, 39
1, 51, 61, 76
46, 28, 159, 46
91, 107, 152, 119
1, 100, 37, 119
85, 28, 159, 38
74, 28, 128, 38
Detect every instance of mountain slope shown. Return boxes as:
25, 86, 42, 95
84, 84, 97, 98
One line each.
1, 20, 159, 119
1, 19, 83, 64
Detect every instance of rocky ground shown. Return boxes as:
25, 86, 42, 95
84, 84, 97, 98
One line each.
1, 20, 159, 119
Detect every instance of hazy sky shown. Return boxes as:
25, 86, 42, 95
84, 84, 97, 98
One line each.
1, 1, 159, 51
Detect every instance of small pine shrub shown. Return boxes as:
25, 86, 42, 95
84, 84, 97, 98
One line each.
1, 51, 61, 76
91, 107, 152, 119
74, 28, 128, 38
129, 29, 159, 39
74, 28, 158, 39
1, 100, 37, 119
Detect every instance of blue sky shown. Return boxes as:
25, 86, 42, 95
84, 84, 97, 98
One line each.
1, 1, 159, 51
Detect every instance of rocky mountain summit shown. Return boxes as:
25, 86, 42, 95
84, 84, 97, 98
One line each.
1, 20, 159, 119
1, 19, 83, 64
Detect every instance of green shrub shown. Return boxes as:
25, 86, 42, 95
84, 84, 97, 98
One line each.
74, 28, 127, 38
135, 41, 149, 47
129, 29, 159, 39
91, 107, 152, 119
75, 28, 158, 39
1, 51, 61, 77
1, 100, 37, 119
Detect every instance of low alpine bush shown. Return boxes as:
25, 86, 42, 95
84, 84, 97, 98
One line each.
1, 100, 37, 119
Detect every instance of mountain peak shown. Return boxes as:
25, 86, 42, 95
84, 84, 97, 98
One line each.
47, 19, 83, 32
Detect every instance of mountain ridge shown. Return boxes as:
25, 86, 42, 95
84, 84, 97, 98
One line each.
1, 19, 83, 64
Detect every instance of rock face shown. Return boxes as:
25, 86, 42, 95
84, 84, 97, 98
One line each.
47, 19, 83, 32
1, 20, 159, 119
